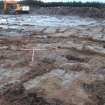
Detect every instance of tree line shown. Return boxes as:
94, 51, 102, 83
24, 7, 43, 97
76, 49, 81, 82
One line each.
21, 0, 105, 8
0, 0, 105, 8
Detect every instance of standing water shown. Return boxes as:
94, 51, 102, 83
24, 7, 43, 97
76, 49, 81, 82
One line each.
0, 15, 98, 28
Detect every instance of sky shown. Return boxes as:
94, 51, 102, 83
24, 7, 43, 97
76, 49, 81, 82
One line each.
41, 0, 105, 3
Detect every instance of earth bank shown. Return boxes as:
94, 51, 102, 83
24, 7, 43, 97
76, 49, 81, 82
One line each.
31, 7, 105, 18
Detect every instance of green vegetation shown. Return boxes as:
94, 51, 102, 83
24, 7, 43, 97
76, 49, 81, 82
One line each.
0, 0, 105, 8
20, 0, 44, 6
0, 1, 3, 8
21, 0, 105, 8
46, 2, 105, 8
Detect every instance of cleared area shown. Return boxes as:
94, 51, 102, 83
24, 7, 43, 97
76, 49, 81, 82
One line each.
0, 15, 105, 105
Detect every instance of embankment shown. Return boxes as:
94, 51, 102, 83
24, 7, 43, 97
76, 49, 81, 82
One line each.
31, 7, 105, 18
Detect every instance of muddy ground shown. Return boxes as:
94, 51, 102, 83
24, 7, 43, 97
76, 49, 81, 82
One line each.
0, 15, 105, 105
31, 7, 105, 18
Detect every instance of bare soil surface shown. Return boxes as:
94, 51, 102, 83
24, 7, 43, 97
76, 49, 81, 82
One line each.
0, 15, 105, 105
31, 7, 105, 18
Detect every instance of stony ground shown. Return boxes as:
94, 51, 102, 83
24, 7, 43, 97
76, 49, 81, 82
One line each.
0, 18, 105, 105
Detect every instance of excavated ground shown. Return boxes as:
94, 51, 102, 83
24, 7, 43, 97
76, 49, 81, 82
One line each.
0, 16, 105, 105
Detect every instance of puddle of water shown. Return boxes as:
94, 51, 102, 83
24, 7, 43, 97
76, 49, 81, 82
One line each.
0, 15, 98, 28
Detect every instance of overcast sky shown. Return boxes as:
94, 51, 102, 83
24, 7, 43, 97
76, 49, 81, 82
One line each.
41, 0, 105, 2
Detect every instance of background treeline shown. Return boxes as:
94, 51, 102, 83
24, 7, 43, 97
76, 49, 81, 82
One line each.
21, 0, 105, 8
0, 1, 3, 8
0, 0, 105, 8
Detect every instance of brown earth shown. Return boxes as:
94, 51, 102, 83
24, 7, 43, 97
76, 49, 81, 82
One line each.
31, 7, 105, 18
0, 24, 105, 105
